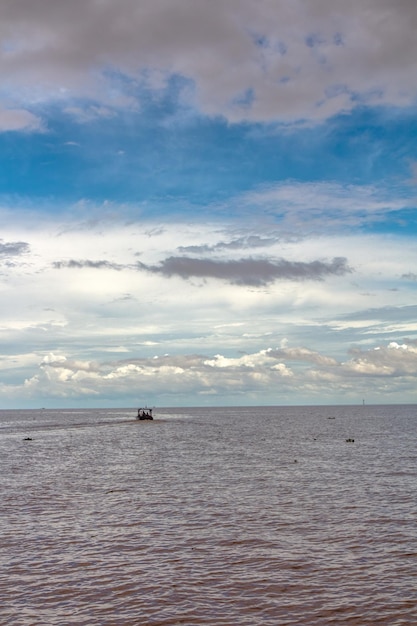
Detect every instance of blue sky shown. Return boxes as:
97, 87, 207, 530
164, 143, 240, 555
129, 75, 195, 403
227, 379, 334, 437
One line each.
0, 0, 416, 407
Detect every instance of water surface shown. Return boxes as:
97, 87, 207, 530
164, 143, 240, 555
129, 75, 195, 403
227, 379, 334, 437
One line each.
1, 405, 416, 625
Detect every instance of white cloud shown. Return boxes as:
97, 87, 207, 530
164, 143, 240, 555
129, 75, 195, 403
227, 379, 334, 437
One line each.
63, 105, 116, 123
239, 181, 415, 233
0, 208, 416, 405
344, 341, 417, 377
4, 338, 415, 405
203, 349, 292, 375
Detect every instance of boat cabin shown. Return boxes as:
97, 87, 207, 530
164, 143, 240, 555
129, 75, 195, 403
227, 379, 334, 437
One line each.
137, 407, 153, 420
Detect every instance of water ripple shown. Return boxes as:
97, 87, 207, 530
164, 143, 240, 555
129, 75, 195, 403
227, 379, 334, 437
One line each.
1, 405, 416, 625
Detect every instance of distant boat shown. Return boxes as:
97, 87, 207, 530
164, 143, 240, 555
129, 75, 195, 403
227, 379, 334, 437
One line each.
137, 407, 153, 420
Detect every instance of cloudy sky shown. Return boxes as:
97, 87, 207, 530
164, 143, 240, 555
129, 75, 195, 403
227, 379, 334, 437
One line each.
1, 0, 417, 408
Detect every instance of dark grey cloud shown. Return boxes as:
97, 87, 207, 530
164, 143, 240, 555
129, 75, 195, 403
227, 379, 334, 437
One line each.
178, 235, 278, 254
402, 272, 417, 281
0, 240, 30, 256
138, 256, 352, 286
53, 259, 124, 270
1, 0, 417, 124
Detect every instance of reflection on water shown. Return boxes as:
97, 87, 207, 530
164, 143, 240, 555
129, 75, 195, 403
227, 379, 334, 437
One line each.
1, 405, 416, 625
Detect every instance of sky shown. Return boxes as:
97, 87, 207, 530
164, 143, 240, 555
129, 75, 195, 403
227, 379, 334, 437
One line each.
0, 0, 417, 408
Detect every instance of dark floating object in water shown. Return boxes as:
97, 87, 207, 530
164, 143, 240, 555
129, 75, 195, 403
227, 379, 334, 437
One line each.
346, 438, 355, 443
137, 407, 153, 420
23, 437, 33, 441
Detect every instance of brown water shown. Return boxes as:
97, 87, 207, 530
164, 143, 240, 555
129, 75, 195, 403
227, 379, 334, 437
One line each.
1, 405, 416, 625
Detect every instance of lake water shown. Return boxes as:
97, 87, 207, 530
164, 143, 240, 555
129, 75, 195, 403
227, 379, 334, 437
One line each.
1, 405, 416, 625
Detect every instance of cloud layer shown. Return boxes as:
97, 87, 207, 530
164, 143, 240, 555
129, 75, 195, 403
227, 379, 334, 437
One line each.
13, 340, 417, 406
0, 213, 416, 405
2, 0, 417, 126
0, 3, 416, 406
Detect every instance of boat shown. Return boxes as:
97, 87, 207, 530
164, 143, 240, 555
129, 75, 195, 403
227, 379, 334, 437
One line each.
137, 407, 153, 420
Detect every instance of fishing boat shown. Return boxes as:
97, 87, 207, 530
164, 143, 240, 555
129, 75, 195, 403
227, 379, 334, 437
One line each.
137, 407, 153, 420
